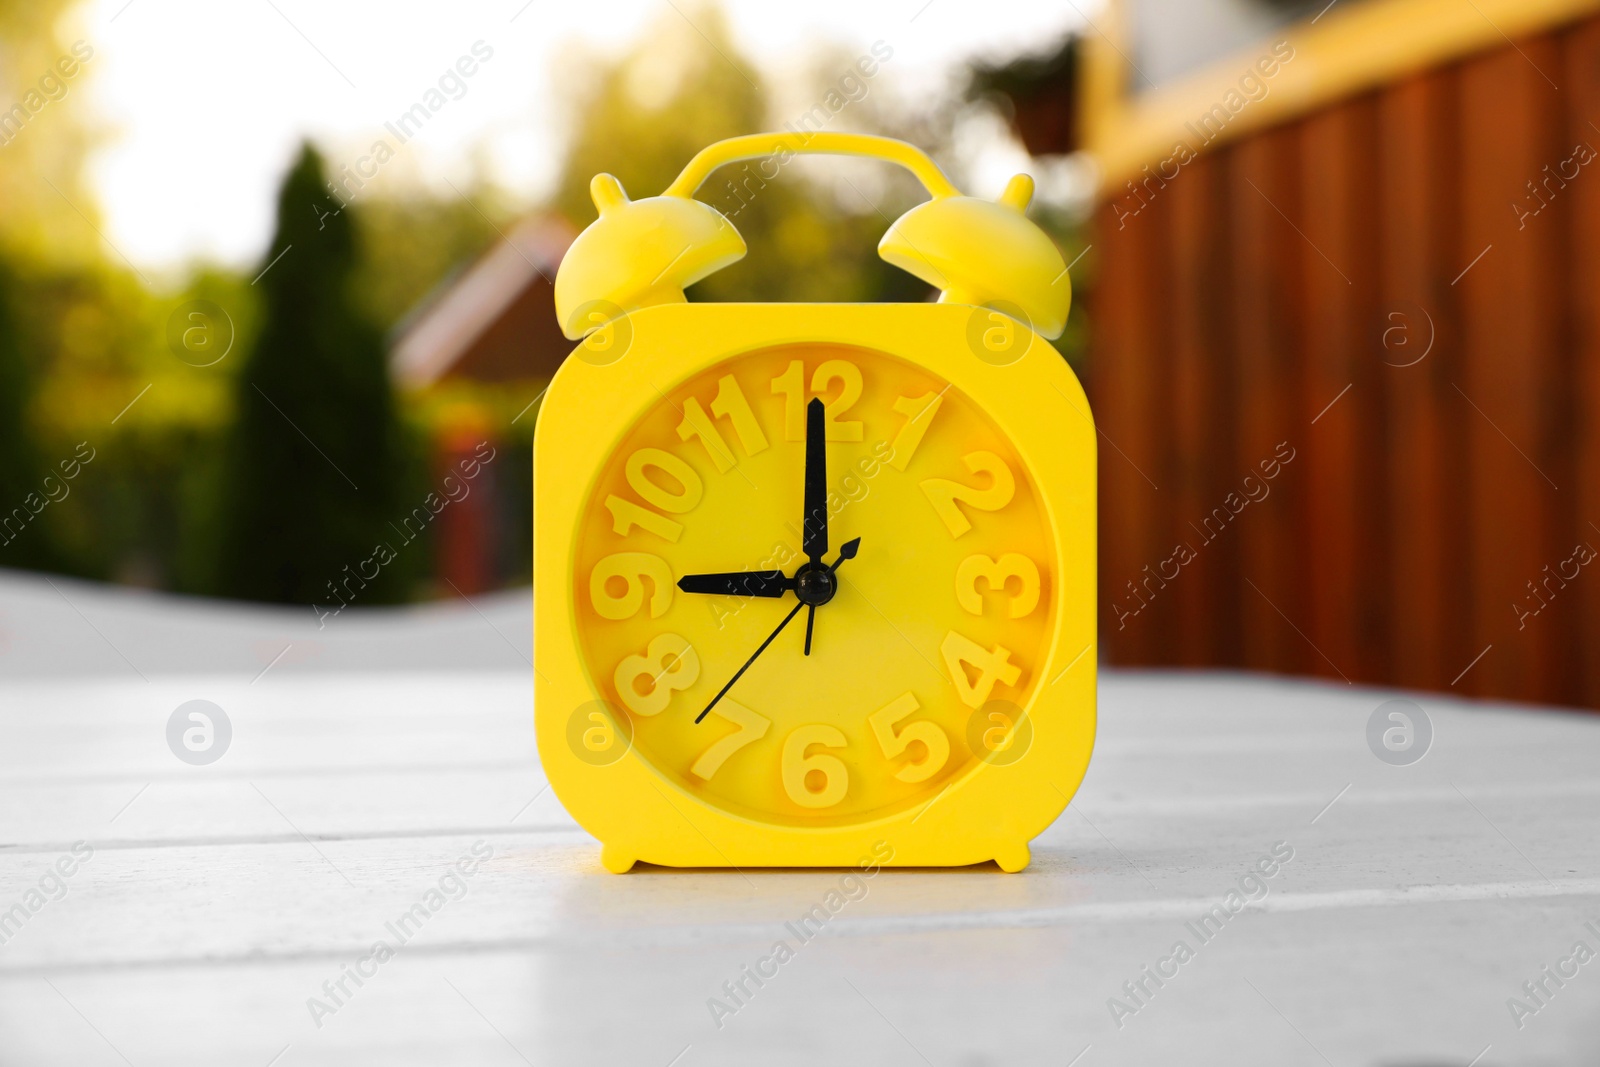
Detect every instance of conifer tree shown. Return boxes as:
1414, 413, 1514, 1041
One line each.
0, 258, 58, 571
213, 143, 411, 605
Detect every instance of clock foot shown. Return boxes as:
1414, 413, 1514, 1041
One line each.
600, 845, 637, 874
994, 843, 1030, 873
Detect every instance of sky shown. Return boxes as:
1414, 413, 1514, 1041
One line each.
69, 0, 1083, 274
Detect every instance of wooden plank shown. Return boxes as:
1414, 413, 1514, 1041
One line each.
0, 770, 571, 851
1130, 168, 1184, 666
1092, 196, 1172, 664
7, 886, 1600, 1066
1562, 20, 1600, 708
1456, 38, 1570, 704
1376, 70, 1464, 691
1163, 151, 1237, 667
1091, 196, 1135, 661
1229, 128, 1309, 675
4, 780, 1598, 971
1286, 102, 1363, 684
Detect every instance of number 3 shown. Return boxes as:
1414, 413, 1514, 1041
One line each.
956, 553, 1040, 618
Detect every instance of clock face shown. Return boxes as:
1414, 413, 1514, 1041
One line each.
571, 342, 1055, 826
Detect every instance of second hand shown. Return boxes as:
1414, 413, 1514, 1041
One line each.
694, 600, 806, 724
694, 538, 860, 724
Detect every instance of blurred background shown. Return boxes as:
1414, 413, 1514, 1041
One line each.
1, 0, 1595, 710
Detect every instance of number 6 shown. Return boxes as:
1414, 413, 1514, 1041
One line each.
781, 725, 848, 808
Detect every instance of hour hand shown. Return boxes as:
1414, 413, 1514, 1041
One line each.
676, 571, 794, 598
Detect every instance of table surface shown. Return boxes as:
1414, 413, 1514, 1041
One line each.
2, 571, 1598, 1066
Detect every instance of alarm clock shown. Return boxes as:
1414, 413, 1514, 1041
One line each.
534, 133, 1094, 873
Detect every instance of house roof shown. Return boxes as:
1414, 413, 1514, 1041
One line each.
390, 215, 575, 388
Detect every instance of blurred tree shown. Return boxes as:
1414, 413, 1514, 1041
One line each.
353, 192, 506, 334
549, 5, 936, 306
0, 0, 104, 266
0, 0, 109, 576
0, 257, 60, 571
550, 4, 762, 232
212, 144, 415, 606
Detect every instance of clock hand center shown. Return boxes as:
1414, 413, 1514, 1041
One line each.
796, 535, 860, 608
794, 563, 836, 607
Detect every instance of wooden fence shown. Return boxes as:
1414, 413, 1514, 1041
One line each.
1089, 19, 1600, 708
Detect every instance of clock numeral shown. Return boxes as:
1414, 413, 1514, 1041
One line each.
867, 692, 950, 784
887, 391, 944, 472
772, 359, 864, 442
626, 448, 702, 512
812, 359, 864, 442
589, 553, 673, 620
920, 451, 1015, 538
677, 375, 770, 472
614, 634, 699, 716
941, 630, 1022, 709
711, 374, 770, 456
606, 448, 704, 543
690, 698, 770, 779
676, 399, 736, 472
956, 553, 1041, 619
781, 724, 849, 808
772, 360, 806, 441
605, 496, 682, 542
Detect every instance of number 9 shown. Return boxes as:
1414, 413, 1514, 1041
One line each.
590, 553, 674, 620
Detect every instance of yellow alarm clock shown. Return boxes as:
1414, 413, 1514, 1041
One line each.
534, 133, 1094, 873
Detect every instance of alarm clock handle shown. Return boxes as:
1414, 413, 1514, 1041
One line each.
555, 132, 1071, 341
659, 132, 1071, 340
662, 132, 962, 201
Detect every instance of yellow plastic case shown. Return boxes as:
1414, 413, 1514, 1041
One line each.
534, 135, 1095, 872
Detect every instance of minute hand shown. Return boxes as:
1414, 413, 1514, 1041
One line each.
802, 396, 828, 562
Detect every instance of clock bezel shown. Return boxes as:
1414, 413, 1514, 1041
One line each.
534, 301, 1096, 872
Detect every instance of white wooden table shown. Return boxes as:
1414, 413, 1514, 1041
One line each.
2, 572, 1598, 1065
